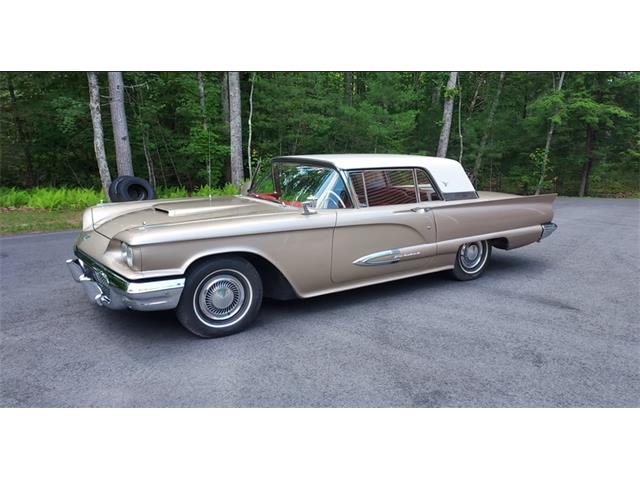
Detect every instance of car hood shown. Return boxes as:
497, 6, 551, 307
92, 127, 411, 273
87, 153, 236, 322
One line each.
93, 195, 291, 240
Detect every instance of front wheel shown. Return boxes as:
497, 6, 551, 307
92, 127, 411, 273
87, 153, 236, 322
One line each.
452, 240, 491, 281
176, 256, 263, 338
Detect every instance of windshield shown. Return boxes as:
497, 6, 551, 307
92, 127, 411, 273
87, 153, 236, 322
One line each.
248, 162, 352, 209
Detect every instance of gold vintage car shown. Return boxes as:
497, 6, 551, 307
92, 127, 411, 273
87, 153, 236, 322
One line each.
67, 154, 557, 337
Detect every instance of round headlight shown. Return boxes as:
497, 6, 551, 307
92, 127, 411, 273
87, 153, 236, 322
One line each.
120, 242, 134, 268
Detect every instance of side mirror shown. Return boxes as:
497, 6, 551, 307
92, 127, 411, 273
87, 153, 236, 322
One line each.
301, 196, 318, 215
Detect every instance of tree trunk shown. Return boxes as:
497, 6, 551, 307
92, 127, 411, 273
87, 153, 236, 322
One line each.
344, 72, 353, 105
220, 72, 230, 128
197, 72, 208, 130
535, 71, 566, 195
228, 72, 244, 185
467, 72, 486, 120
247, 73, 256, 181
579, 125, 594, 197
472, 71, 506, 179
87, 72, 112, 198
142, 130, 156, 188
6, 73, 35, 187
220, 72, 231, 183
107, 72, 134, 176
355, 72, 366, 96
457, 74, 464, 164
436, 71, 458, 158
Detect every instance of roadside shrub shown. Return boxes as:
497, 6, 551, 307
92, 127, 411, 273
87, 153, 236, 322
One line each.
156, 186, 189, 198
0, 188, 30, 208
193, 183, 240, 197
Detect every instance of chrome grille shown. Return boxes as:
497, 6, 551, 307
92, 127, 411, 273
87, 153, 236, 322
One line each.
87, 266, 111, 296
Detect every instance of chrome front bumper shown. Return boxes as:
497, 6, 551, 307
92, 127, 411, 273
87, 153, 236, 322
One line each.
66, 257, 184, 311
539, 222, 558, 241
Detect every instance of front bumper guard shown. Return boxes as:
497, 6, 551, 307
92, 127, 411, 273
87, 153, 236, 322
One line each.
66, 258, 184, 311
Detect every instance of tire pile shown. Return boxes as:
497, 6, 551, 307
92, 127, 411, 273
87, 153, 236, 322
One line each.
108, 176, 156, 202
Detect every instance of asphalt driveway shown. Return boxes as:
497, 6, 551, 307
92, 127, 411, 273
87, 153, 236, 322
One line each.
1, 197, 638, 407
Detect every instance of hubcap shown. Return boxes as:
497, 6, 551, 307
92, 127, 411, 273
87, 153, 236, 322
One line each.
197, 274, 246, 321
459, 241, 486, 273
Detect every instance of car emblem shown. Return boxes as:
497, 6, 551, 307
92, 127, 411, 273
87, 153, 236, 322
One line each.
82, 233, 91, 241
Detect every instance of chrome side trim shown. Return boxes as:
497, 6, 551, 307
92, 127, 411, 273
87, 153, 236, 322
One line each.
126, 278, 185, 295
538, 222, 558, 241
353, 249, 401, 266
353, 243, 437, 267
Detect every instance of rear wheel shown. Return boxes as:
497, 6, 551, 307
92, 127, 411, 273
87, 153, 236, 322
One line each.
176, 256, 263, 338
452, 240, 491, 281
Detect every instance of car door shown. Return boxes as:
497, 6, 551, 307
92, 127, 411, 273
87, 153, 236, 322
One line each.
331, 168, 437, 284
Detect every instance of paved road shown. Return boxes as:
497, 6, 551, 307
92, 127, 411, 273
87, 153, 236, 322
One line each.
1, 197, 638, 407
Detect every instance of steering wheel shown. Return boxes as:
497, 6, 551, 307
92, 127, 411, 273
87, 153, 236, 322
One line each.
326, 191, 347, 209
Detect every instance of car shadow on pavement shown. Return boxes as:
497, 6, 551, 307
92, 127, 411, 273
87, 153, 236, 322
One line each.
256, 270, 453, 333
95, 253, 549, 340
487, 251, 548, 275
97, 307, 195, 341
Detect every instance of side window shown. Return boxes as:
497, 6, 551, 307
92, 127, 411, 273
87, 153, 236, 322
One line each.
349, 172, 368, 207
348, 169, 418, 206
416, 169, 441, 201
323, 174, 354, 209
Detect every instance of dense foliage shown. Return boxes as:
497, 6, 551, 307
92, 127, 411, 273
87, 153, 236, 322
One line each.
1, 72, 638, 196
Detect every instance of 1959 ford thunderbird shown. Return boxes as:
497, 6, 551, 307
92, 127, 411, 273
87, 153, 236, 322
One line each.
67, 154, 557, 337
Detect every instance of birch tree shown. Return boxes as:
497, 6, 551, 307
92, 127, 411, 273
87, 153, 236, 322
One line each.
472, 71, 506, 179
247, 73, 256, 181
107, 72, 134, 176
228, 72, 244, 185
535, 72, 566, 195
87, 72, 112, 197
436, 71, 458, 158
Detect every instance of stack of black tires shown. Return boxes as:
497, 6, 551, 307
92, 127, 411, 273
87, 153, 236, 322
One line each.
108, 176, 156, 202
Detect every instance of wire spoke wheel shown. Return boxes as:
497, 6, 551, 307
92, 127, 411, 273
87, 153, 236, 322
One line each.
177, 256, 263, 338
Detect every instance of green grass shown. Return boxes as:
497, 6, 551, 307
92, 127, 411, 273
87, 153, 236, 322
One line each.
0, 209, 82, 235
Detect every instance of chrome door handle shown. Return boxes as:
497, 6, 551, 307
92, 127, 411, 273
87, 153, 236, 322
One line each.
410, 207, 430, 213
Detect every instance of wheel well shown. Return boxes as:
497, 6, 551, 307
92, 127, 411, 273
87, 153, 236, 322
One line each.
490, 237, 509, 250
186, 252, 298, 300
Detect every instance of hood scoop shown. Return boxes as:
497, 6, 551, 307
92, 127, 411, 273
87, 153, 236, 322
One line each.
154, 202, 251, 217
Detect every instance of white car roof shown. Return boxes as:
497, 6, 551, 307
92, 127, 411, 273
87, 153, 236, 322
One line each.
276, 154, 475, 194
